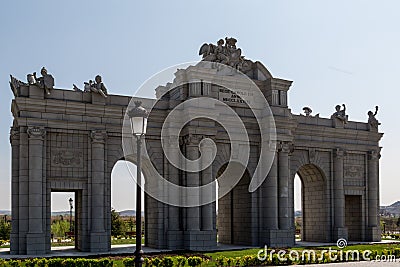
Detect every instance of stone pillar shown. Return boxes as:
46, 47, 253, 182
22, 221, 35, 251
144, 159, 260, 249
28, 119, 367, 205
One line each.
333, 148, 348, 240
166, 136, 182, 249
26, 126, 46, 255
17, 127, 29, 254
185, 140, 200, 231
201, 139, 214, 231
367, 150, 381, 240
264, 151, 279, 227
278, 142, 291, 230
10, 127, 19, 254
89, 130, 108, 252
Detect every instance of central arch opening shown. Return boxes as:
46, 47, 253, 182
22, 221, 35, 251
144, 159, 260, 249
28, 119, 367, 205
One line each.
111, 160, 146, 248
295, 164, 329, 243
216, 163, 252, 245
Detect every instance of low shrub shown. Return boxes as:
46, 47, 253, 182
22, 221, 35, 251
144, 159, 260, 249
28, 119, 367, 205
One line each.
187, 256, 202, 267
175, 256, 187, 267
161, 256, 174, 267
122, 258, 135, 267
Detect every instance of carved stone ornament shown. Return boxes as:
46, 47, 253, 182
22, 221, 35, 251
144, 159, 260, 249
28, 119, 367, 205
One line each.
368, 150, 380, 160
9, 127, 19, 143
334, 148, 346, 159
27, 126, 46, 139
52, 149, 83, 167
344, 166, 364, 178
90, 130, 107, 143
278, 141, 294, 154
308, 148, 316, 163
199, 37, 254, 73
9, 75, 27, 96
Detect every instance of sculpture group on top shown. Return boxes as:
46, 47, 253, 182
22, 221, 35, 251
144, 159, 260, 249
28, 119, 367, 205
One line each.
331, 104, 348, 123
74, 75, 108, 98
27, 67, 55, 95
9, 67, 108, 98
199, 37, 253, 73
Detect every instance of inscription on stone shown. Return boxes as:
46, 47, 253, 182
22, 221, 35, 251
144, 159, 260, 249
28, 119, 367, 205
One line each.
218, 88, 253, 107
52, 149, 83, 167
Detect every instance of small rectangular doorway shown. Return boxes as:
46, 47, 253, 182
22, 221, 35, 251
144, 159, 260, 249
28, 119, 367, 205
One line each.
345, 195, 362, 241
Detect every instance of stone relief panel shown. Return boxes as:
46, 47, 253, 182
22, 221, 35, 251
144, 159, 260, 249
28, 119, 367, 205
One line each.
46, 132, 88, 179
344, 153, 366, 187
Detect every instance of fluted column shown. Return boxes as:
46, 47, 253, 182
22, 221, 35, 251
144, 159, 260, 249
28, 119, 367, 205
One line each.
333, 148, 347, 239
368, 150, 379, 227
186, 135, 200, 231
201, 138, 214, 231
263, 150, 278, 229
167, 136, 180, 231
90, 130, 107, 233
27, 127, 46, 234
10, 127, 19, 254
278, 142, 292, 230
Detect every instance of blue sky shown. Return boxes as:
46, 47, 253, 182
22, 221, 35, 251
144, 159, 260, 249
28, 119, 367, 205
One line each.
1, 1, 399, 211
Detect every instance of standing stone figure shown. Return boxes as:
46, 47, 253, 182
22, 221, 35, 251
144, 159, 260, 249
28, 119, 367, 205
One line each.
368, 106, 380, 130
34, 67, 55, 95
331, 104, 348, 123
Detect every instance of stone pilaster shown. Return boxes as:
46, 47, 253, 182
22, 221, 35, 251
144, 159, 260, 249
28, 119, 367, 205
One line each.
262, 144, 278, 230
201, 138, 214, 231
367, 150, 381, 240
10, 126, 20, 254
26, 126, 46, 255
89, 130, 108, 252
166, 135, 183, 249
278, 142, 292, 230
185, 136, 200, 231
333, 148, 348, 240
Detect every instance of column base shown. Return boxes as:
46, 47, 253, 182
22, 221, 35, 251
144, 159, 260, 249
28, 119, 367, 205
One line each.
90, 232, 109, 252
367, 226, 381, 241
333, 227, 348, 241
10, 233, 19, 255
184, 230, 217, 251
26, 233, 46, 255
259, 229, 295, 248
167, 230, 184, 250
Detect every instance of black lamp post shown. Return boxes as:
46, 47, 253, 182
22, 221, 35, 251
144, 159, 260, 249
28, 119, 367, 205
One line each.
69, 198, 73, 233
128, 101, 148, 267
383, 221, 386, 234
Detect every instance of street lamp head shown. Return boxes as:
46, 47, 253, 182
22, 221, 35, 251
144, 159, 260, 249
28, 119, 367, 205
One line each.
128, 101, 149, 136
69, 198, 73, 209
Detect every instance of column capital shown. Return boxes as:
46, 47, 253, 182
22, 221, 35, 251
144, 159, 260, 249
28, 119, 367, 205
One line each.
334, 148, 346, 159
368, 150, 381, 160
9, 126, 19, 144
278, 141, 294, 154
90, 130, 107, 144
182, 134, 213, 146
27, 126, 46, 140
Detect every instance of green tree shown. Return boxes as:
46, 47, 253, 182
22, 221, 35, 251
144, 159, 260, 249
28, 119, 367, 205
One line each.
51, 220, 70, 238
0, 220, 11, 240
111, 209, 125, 237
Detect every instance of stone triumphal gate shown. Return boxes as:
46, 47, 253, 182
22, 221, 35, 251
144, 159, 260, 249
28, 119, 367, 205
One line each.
9, 38, 382, 255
